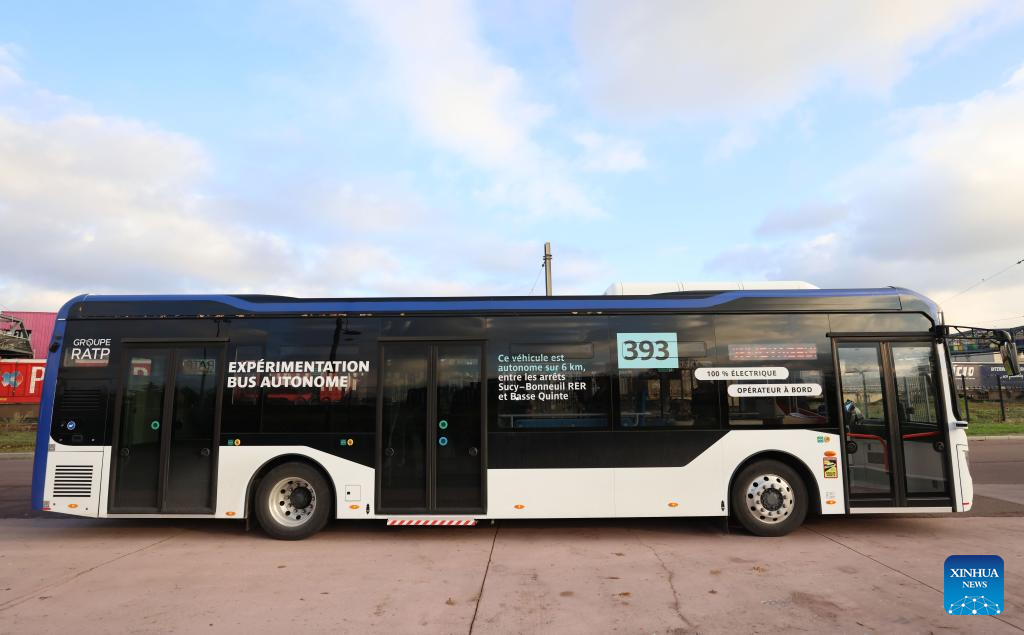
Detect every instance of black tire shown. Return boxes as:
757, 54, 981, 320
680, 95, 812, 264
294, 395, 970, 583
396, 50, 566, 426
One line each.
254, 462, 332, 540
731, 460, 808, 537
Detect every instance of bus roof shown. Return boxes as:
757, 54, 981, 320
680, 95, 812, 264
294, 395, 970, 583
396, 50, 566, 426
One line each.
60, 287, 940, 321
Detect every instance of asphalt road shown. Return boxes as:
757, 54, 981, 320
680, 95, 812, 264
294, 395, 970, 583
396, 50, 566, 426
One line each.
0, 439, 1021, 633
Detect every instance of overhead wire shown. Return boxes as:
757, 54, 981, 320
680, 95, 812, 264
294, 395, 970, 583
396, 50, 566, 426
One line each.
942, 256, 1024, 302
969, 314, 1024, 326
527, 262, 544, 295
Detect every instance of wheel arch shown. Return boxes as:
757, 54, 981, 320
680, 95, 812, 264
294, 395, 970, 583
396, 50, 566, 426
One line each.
243, 453, 338, 520
727, 450, 822, 517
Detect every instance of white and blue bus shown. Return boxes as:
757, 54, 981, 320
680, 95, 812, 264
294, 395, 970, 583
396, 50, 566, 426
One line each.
31, 286, 1019, 539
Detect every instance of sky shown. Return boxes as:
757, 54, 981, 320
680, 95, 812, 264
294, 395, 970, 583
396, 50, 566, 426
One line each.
1, 1, 1023, 327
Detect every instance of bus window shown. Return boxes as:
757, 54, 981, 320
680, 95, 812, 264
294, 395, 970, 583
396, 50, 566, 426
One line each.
610, 315, 719, 429
222, 317, 380, 435
487, 315, 612, 430
714, 314, 835, 429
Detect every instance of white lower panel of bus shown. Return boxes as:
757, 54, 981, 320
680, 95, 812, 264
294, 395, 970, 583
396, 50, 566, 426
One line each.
216, 446, 375, 520
46, 430, 849, 520
42, 447, 104, 517
489, 429, 847, 519
718, 429, 846, 517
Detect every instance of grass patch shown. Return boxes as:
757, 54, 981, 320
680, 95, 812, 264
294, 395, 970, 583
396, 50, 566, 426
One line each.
0, 424, 37, 452
961, 400, 1024, 436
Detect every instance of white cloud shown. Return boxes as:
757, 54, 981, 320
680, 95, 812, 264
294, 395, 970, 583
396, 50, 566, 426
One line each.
709, 126, 758, 162
1006, 62, 1024, 87
755, 205, 849, 236
0, 61, 592, 309
0, 43, 23, 88
347, 0, 603, 219
574, 132, 647, 173
573, 0, 1018, 120
0, 111, 308, 297
704, 62, 1024, 326
348, 0, 543, 170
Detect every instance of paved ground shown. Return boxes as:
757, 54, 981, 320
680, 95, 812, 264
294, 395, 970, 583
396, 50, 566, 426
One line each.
0, 439, 1022, 633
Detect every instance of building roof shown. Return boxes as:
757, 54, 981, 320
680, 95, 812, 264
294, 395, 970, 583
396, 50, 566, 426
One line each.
1, 312, 57, 358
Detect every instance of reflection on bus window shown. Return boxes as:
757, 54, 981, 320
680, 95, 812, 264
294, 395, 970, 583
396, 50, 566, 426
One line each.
716, 315, 834, 429
221, 318, 380, 435
617, 362, 719, 428
488, 316, 612, 430
611, 315, 718, 430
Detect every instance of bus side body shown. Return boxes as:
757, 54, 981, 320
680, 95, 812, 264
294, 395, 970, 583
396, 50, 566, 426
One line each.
34, 299, 969, 526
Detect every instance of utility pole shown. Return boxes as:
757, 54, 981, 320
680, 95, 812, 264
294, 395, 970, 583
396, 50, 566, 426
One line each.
543, 242, 553, 296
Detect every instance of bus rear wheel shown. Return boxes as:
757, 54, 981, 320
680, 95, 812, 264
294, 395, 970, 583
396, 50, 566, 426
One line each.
731, 460, 808, 537
254, 462, 331, 540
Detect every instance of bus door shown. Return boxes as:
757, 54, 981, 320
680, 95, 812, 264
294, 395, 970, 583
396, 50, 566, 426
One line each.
377, 342, 485, 514
110, 343, 224, 514
835, 340, 951, 509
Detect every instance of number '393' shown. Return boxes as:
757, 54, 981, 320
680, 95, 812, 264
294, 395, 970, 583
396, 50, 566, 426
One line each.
621, 340, 670, 360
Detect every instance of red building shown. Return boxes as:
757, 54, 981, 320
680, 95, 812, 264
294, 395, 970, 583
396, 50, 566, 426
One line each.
0, 311, 56, 413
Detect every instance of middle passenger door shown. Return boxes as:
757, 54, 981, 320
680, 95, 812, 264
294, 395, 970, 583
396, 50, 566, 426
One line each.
377, 342, 485, 514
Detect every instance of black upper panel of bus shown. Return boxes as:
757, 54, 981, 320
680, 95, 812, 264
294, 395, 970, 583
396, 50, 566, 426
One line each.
64, 288, 936, 321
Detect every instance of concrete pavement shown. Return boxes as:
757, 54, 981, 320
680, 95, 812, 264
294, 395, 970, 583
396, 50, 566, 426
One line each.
0, 516, 1022, 633
1, 438, 1022, 633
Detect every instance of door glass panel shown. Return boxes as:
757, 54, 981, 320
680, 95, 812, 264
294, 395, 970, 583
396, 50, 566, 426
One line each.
380, 344, 429, 510
435, 344, 483, 510
164, 347, 220, 512
837, 345, 893, 498
114, 349, 169, 509
891, 344, 948, 496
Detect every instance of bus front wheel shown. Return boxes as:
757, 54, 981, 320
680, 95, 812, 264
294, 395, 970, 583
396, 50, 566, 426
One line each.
254, 462, 331, 540
731, 460, 808, 537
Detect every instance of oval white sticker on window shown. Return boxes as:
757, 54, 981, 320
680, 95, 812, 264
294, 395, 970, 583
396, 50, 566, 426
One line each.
695, 367, 789, 381
727, 383, 822, 397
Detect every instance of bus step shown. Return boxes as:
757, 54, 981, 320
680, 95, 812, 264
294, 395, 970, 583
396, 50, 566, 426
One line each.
386, 518, 477, 526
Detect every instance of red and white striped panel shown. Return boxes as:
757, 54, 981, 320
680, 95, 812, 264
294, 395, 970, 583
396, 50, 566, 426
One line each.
386, 519, 477, 526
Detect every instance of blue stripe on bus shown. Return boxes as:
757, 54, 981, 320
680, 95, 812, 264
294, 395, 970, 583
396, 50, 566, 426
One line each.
32, 294, 85, 510
79, 287, 925, 315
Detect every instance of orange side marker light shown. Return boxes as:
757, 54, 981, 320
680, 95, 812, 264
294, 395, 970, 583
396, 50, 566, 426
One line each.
349, 504, 360, 510
68, 503, 78, 509
667, 502, 679, 508
824, 450, 837, 457
226, 511, 236, 517
826, 499, 837, 505
514, 504, 525, 509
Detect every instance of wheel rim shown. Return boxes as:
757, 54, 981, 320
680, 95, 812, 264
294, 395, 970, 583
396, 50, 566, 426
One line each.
745, 473, 795, 524
268, 477, 317, 527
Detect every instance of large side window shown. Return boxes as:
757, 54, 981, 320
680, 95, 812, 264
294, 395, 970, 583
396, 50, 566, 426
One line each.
487, 316, 612, 430
714, 314, 835, 429
610, 315, 718, 429
221, 317, 379, 435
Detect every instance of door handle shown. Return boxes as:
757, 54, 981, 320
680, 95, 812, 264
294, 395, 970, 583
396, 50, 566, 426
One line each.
468, 447, 479, 457
119, 447, 130, 457
200, 448, 211, 457
384, 447, 395, 457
